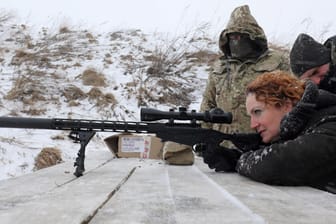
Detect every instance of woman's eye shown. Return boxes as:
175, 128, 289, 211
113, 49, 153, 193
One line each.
253, 109, 262, 116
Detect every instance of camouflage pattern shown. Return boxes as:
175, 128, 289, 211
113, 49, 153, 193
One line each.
218, 5, 267, 54
200, 5, 289, 135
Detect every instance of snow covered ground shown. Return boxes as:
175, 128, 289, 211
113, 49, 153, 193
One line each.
0, 14, 216, 180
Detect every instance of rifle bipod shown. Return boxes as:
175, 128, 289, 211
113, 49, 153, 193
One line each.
69, 130, 96, 177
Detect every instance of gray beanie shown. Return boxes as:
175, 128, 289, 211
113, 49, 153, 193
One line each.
290, 33, 331, 77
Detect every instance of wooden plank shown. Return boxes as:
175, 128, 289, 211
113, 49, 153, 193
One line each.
90, 160, 177, 224
91, 160, 264, 224
277, 186, 336, 211
0, 157, 137, 224
0, 150, 113, 208
166, 164, 264, 224
194, 158, 336, 223
2, 156, 336, 224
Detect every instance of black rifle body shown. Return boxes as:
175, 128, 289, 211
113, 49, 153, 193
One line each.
0, 108, 259, 177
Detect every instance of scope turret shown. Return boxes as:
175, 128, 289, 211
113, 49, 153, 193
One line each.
140, 107, 232, 124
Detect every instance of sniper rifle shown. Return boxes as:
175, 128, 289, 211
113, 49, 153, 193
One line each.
0, 107, 260, 177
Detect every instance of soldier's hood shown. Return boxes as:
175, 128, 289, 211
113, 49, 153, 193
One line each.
219, 5, 268, 56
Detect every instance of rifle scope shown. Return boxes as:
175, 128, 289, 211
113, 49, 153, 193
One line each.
140, 107, 232, 124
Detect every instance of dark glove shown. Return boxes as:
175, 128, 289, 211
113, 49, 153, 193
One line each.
230, 133, 262, 152
202, 144, 242, 172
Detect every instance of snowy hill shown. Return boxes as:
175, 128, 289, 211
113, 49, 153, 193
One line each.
0, 17, 219, 180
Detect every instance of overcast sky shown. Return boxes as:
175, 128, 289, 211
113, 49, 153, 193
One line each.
1, 0, 335, 45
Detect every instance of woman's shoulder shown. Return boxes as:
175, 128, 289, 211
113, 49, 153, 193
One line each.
306, 106, 336, 132
316, 89, 336, 109
308, 90, 336, 127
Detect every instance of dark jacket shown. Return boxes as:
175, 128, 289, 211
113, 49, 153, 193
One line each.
236, 82, 336, 193
320, 35, 336, 94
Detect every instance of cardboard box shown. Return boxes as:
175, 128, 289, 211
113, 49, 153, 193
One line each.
104, 133, 163, 159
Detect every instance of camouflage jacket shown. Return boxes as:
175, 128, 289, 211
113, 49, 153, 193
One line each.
200, 5, 289, 134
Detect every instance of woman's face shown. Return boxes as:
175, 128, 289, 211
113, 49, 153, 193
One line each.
245, 93, 293, 143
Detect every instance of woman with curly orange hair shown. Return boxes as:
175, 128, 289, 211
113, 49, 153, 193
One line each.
244, 71, 305, 143
203, 70, 336, 194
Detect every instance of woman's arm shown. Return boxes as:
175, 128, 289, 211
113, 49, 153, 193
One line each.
236, 121, 336, 186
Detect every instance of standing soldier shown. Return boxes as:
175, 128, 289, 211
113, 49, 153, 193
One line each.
200, 5, 289, 137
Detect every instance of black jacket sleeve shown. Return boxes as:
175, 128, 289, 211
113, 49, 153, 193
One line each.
236, 121, 336, 186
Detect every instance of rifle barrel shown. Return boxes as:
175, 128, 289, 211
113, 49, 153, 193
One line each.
0, 117, 55, 129
0, 116, 152, 133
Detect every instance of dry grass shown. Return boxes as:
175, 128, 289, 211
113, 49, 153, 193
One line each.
9, 24, 216, 110
5, 75, 46, 103
34, 147, 63, 170
185, 50, 220, 66
87, 87, 104, 99
88, 87, 118, 109
21, 108, 46, 116
1, 18, 222, 115
82, 68, 107, 87
122, 24, 219, 107
62, 85, 86, 101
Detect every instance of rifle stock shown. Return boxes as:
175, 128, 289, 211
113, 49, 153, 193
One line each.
0, 107, 260, 177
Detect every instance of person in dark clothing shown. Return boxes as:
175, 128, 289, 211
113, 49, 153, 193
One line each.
290, 33, 336, 94
203, 70, 336, 194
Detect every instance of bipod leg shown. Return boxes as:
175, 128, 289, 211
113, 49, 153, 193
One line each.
69, 131, 96, 177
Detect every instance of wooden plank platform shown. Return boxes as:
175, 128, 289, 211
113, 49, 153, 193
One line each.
1, 152, 336, 224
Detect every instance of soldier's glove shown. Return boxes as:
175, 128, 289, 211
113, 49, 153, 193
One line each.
202, 144, 242, 172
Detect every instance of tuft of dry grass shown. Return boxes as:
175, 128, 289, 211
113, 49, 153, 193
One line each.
34, 147, 63, 170
59, 26, 71, 34
82, 68, 107, 87
5, 75, 46, 103
88, 87, 118, 109
61, 85, 86, 101
87, 87, 104, 100
103, 93, 117, 105
185, 50, 220, 66
21, 108, 46, 116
